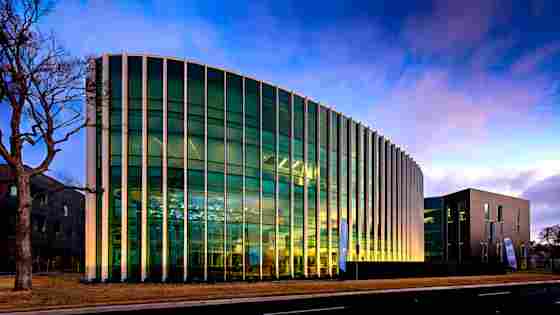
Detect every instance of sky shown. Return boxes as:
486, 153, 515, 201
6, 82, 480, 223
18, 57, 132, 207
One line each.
1, 0, 559, 239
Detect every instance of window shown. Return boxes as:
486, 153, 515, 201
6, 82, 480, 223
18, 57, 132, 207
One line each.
480, 242, 488, 263
54, 221, 61, 233
497, 241, 503, 263
516, 209, 521, 233
9, 185, 17, 197
497, 205, 503, 222
63, 205, 69, 217
483, 203, 490, 221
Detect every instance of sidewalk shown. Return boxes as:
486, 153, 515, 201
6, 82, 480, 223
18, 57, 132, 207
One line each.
1, 273, 559, 313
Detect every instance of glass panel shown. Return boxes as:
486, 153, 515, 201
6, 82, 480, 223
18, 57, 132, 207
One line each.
127, 56, 142, 280
167, 60, 184, 281
261, 84, 276, 278
278, 89, 291, 277
293, 95, 305, 277
319, 107, 328, 274
226, 73, 243, 280
391, 145, 396, 260
363, 128, 368, 260
147, 57, 163, 281
378, 136, 385, 260
329, 112, 338, 274
95, 58, 103, 279
207, 68, 225, 280
244, 78, 260, 278
307, 101, 317, 276
368, 131, 374, 260
109, 56, 122, 281
187, 62, 205, 280
385, 140, 391, 260
350, 121, 357, 259
339, 117, 348, 265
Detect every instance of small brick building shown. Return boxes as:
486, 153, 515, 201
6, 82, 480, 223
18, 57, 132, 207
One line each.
0, 165, 85, 273
425, 188, 530, 266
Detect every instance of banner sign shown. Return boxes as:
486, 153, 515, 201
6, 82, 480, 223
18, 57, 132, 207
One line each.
504, 238, 517, 270
339, 220, 348, 272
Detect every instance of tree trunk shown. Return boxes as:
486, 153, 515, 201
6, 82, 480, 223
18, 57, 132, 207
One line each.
14, 174, 33, 291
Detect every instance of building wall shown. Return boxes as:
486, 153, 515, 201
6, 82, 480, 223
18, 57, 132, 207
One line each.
424, 189, 530, 265
469, 189, 530, 262
86, 53, 425, 282
0, 165, 85, 273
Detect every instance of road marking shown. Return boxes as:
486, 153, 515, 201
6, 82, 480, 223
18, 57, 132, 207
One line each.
555, 300, 560, 304
478, 291, 511, 297
264, 306, 346, 315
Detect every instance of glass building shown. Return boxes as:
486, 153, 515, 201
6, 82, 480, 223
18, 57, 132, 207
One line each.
85, 54, 425, 282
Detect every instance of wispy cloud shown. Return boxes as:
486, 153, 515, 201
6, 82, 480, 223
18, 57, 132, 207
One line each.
522, 174, 560, 239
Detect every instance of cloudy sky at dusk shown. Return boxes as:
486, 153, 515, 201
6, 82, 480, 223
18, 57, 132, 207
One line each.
1, 0, 559, 239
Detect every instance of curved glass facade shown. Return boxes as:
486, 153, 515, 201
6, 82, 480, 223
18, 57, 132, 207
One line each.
85, 54, 425, 282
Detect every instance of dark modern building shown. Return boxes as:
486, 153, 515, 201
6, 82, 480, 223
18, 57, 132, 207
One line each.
0, 165, 85, 273
85, 53, 425, 283
425, 188, 530, 265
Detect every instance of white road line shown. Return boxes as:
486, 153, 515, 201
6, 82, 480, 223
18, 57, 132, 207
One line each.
478, 291, 511, 297
263, 306, 346, 315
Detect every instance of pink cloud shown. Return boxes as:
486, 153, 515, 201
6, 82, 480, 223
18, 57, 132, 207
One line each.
369, 64, 550, 163
402, 0, 510, 55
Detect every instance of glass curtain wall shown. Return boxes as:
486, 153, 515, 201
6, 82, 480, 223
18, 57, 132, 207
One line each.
91, 54, 425, 282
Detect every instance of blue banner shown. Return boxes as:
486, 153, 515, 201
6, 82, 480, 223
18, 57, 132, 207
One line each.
339, 220, 348, 272
504, 238, 517, 270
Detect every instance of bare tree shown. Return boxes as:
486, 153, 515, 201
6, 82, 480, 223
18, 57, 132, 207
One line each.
0, 0, 93, 291
539, 224, 560, 247
538, 224, 560, 270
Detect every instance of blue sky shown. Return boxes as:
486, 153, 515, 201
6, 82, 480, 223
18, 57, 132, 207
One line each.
2, 0, 559, 239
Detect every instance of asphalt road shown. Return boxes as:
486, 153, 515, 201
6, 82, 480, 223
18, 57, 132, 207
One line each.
6, 281, 560, 315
